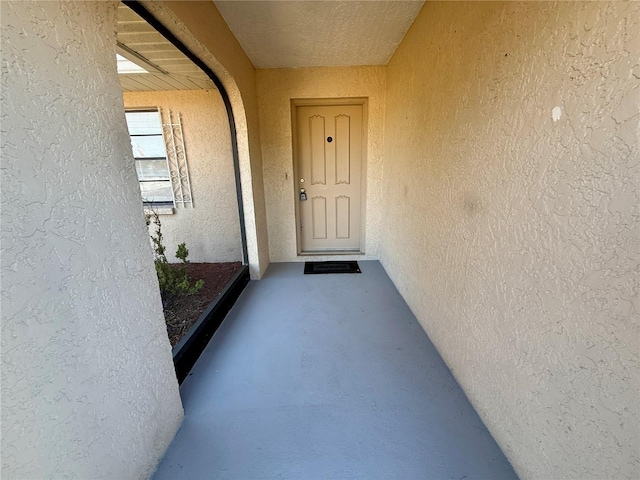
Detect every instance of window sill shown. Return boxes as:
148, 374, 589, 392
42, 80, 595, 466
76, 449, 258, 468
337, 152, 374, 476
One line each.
144, 206, 175, 215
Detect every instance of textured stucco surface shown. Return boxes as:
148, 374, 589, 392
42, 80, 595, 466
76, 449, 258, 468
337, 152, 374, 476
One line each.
381, 2, 639, 479
1, 1, 183, 478
256, 66, 386, 262
142, 0, 271, 278
124, 90, 242, 263
214, 1, 424, 68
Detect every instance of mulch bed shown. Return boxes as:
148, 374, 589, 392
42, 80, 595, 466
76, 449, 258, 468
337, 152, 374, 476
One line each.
164, 262, 242, 347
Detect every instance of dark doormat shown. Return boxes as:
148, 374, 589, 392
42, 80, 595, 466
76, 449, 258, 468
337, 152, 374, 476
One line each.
304, 261, 361, 274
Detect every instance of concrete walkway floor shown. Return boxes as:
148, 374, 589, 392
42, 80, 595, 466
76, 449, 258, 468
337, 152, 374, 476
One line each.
153, 262, 518, 480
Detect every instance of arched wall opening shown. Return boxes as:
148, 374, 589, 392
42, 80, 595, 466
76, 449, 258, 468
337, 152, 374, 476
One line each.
115, 2, 253, 380
132, 0, 270, 280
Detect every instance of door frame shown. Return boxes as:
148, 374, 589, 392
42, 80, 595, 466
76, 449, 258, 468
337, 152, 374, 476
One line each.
290, 97, 368, 256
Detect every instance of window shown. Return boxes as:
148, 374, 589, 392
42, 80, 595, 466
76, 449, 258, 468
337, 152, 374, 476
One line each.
116, 53, 148, 74
125, 109, 174, 207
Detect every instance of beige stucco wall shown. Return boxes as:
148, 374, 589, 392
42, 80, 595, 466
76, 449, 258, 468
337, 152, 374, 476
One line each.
141, 0, 270, 278
256, 67, 386, 262
124, 90, 242, 263
1, 1, 183, 479
381, 2, 639, 479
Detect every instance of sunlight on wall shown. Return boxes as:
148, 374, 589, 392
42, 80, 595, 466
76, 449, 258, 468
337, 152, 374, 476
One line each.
381, 2, 639, 478
124, 90, 243, 263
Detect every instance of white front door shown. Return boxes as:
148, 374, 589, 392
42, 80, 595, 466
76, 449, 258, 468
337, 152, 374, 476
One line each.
295, 104, 363, 253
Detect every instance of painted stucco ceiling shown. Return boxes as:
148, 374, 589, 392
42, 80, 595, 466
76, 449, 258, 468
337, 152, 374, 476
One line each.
214, 1, 425, 68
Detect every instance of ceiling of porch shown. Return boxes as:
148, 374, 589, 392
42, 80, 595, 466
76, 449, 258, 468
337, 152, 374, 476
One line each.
115, 1, 425, 92
213, 1, 425, 69
116, 3, 216, 92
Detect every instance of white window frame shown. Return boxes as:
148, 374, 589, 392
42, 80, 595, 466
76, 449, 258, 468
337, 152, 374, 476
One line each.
125, 108, 175, 209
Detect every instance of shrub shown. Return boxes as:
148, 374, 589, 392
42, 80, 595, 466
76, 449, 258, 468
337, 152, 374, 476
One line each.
146, 211, 204, 309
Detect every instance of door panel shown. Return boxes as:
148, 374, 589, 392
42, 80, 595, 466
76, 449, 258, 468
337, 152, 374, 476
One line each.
310, 116, 326, 185
312, 196, 327, 239
335, 196, 351, 239
335, 115, 351, 185
296, 104, 362, 252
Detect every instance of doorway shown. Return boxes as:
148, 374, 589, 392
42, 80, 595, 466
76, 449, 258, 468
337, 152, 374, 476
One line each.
292, 99, 366, 254
117, 1, 250, 382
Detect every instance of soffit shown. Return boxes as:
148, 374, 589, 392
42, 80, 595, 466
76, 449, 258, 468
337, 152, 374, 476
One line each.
214, 1, 425, 69
116, 4, 216, 92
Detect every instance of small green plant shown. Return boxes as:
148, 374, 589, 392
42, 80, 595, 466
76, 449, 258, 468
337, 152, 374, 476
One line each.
146, 210, 204, 309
